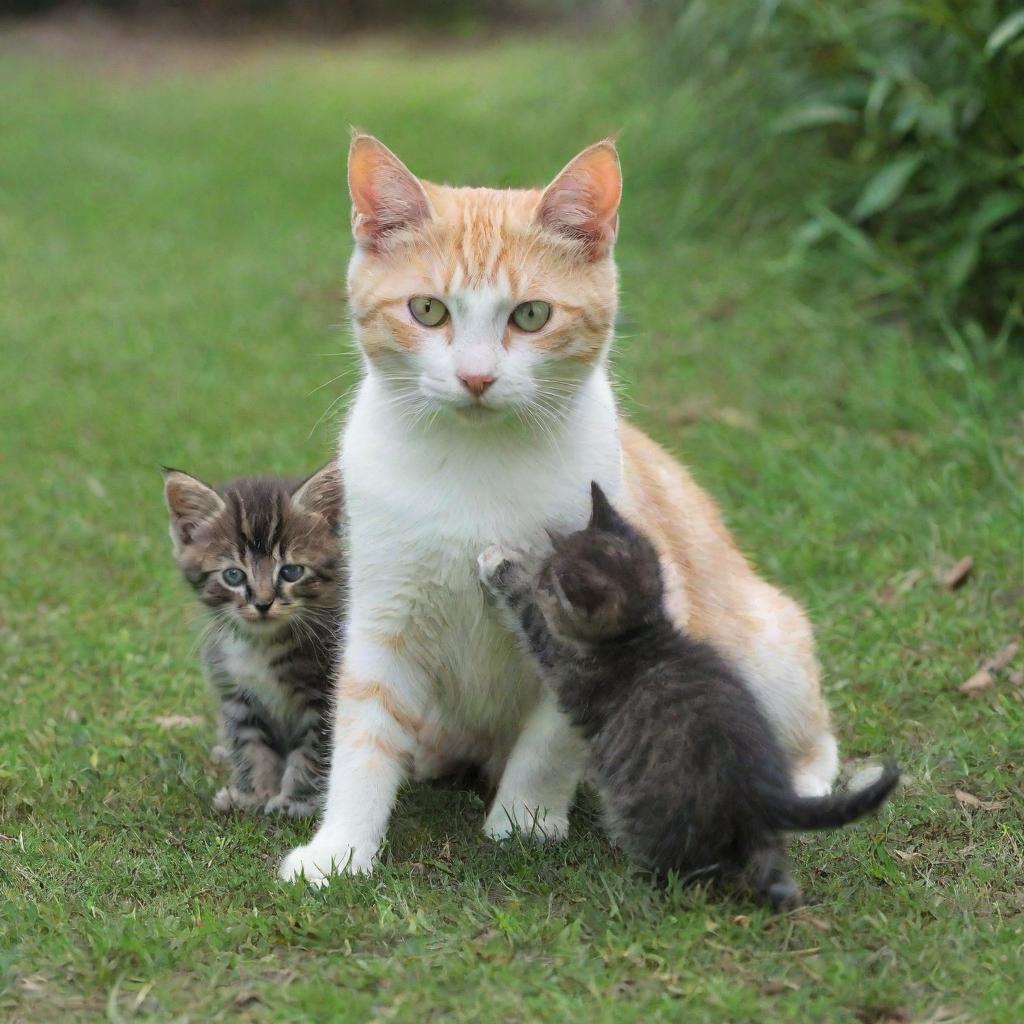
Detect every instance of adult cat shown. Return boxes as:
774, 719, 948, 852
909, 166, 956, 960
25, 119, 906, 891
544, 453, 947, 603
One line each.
280, 135, 838, 883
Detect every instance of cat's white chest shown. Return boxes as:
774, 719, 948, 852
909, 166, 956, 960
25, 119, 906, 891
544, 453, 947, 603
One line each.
341, 371, 623, 748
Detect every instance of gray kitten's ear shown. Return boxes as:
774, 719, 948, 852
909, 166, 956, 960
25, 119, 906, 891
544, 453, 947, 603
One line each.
588, 481, 622, 533
291, 461, 343, 532
163, 468, 225, 549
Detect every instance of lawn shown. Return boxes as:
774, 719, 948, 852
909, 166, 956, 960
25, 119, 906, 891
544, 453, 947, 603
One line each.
1, 22, 1022, 1024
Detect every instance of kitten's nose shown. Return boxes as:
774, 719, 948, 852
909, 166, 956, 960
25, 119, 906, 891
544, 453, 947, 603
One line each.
457, 372, 496, 398
254, 600, 274, 615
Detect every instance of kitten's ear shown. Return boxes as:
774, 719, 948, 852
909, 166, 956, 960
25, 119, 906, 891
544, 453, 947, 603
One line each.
163, 469, 225, 550
536, 140, 621, 259
588, 482, 623, 533
348, 132, 433, 249
291, 461, 343, 532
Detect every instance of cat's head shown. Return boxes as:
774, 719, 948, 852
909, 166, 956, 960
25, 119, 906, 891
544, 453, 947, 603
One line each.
537, 482, 662, 643
163, 464, 343, 633
345, 133, 620, 428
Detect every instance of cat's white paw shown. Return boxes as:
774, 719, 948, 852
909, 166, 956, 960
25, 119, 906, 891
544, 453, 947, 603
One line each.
483, 802, 569, 843
265, 793, 320, 819
278, 841, 375, 886
212, 785, 264, 813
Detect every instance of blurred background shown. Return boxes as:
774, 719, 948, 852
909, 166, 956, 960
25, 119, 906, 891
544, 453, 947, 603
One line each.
2, 3, 1023, 1020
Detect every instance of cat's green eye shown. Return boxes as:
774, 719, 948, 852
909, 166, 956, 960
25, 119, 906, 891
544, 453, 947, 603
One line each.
222, 567, 246, 586
511, 300, 551, 332
279, 564, 304, 583
409, 296, 449, 327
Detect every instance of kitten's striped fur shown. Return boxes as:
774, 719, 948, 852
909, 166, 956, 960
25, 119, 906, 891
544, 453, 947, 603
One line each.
164, 465, 344, 817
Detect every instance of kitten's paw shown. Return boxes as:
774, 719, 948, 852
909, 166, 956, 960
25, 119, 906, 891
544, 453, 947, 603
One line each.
477, 545, 528, 595
483, 802, 569, 843
477, 544, 514, 589
278, 840, 376, 886
212, 785, 265, 813
265, 792, 320, 819
209, 743, 231, 765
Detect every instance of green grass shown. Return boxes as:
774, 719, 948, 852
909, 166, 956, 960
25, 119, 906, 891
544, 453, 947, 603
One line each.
2, 26, 1023, 1024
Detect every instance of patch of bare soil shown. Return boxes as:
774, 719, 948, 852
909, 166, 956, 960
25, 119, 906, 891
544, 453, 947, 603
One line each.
0, 7, 331, 79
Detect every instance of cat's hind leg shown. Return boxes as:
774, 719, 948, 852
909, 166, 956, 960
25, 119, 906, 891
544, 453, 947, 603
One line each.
792, 731, 839, 798
483, 690, 587, 842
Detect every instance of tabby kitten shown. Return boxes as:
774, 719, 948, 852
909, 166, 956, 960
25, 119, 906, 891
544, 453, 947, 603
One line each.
478, 484, 900, 907
164, 464, 344, 818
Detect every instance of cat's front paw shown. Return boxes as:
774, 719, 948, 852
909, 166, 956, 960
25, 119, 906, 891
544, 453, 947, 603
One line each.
278, 839, 376, 886
212, 785, 265, 813
265, 792, 321, 819
477, 545, 527, 595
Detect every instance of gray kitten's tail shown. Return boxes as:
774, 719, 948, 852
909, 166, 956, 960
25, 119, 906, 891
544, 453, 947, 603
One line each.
763, 762, 901, 832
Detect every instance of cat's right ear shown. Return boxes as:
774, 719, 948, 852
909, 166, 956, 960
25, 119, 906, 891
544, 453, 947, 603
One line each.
163, 469, 224, 550
348, 133, 434, 250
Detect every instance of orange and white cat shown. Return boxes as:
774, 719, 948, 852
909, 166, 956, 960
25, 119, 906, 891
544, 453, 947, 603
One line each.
279, 134, 838, 884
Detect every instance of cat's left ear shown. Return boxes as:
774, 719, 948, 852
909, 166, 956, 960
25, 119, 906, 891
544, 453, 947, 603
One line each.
291, 462, 343, 532
536, 140, 621, 260
588, 482, 625, 533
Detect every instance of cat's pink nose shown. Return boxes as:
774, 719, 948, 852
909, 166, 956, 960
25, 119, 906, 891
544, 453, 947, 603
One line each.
458, 373, 496, 398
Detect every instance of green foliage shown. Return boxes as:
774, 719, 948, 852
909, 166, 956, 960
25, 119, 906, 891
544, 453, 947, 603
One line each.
650, 1, 1024, 348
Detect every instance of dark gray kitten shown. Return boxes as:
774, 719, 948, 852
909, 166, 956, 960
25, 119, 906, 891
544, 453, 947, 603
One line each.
164, 463, 344, 818
477, 483, 900, 908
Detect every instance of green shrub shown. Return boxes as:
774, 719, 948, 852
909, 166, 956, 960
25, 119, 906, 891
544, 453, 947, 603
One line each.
777, 0, 1024, 347
648, 1, 1024, 348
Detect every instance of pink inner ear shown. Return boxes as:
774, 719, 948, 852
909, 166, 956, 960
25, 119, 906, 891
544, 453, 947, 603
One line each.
537, 142, 621, 256
349, 135, 432, 246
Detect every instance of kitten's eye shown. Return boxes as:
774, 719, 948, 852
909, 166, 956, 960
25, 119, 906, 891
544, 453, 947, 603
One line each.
222, 567, 246, 586
511, 301, 551, 332
279, 564, 304, 583
409, 296, 449, 327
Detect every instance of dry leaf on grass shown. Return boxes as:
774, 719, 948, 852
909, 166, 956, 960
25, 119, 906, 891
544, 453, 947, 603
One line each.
959, 669, 994, 696
940, 556, 974, 590
954, 789, 1005, 811
986, 639, 1020, 672
959, 639, 1020, 696
154, 714, 205, 729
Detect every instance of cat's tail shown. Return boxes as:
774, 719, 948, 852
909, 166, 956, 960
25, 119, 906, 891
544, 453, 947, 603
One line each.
762, 762, 901, 832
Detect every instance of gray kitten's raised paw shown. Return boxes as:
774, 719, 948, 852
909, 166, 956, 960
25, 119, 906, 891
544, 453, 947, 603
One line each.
477, 544, 530, 596
477, 544, 514, 589
264, 792, 321, 819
